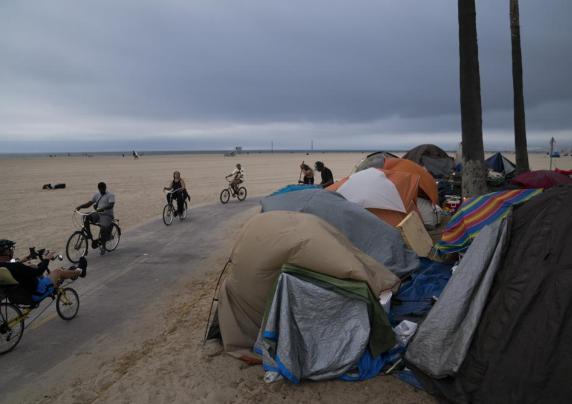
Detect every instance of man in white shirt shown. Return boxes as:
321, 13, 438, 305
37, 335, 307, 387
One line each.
76, 182, 115, 255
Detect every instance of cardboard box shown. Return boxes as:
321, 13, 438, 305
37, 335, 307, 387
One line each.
397, 211, 434, 257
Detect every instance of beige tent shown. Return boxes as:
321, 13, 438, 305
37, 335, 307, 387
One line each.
217, 211, 401, 361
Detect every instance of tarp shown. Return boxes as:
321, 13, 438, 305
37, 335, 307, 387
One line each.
555, 168, 572, 176
435, 188, 542, 254
411, 185, 572, 404
260, 189, 419, 277
511, 170, 572, 189
270, 184, 322, 196
485, 152, 516, 176
354, 151, 399, 172
217, 211, 401, 360
391, 258, 453, 323
406, 219, 508, 378
255, 265, 394, 383
256, 272, 370, 383
403, 144, 454, 178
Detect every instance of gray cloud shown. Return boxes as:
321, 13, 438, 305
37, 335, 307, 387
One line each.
0, 0, 571, 152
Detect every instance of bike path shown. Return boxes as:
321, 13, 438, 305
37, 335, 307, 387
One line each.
0, 197, 261, 401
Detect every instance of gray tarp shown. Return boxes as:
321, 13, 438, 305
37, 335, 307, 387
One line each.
405, 219, 509, 378
254, 273, 370, 382
261, 189, 418, 277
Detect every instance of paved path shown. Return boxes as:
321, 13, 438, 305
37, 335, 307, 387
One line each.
0, 198, 260, 400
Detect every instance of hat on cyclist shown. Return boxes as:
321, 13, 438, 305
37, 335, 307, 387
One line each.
0, 239, 15, 253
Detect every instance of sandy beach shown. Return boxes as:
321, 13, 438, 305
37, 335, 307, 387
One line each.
1, 151, 568, 258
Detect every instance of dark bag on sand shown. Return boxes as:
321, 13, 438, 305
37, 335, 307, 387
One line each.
53, 183, 66, 189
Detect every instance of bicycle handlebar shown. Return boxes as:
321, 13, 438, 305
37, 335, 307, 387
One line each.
74, 210, 96, 216
26, 247, 63, 262
164, 188, 184, 194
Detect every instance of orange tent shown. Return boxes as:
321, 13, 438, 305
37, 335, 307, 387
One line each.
328, 168, 421, 226
383, 158, 438, 204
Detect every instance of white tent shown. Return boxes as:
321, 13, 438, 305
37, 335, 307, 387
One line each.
337, 168, 406, 213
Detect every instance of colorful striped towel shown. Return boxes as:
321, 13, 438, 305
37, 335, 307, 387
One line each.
436, 189, 542, 254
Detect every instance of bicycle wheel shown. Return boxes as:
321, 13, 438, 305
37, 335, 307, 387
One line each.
181, 201, 188, 219
104, 223, 121, 252
0, 302, 24, 355
66, 231, 88, 264
220, 189, 230, 204
163, 204, 174, 225
237, 187, 247, 201
56, 288, 80, 320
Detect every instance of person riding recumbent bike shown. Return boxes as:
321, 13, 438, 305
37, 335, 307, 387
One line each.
0, 240, 88, 354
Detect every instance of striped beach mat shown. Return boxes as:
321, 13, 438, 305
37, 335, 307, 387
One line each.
435, 189, 542, 254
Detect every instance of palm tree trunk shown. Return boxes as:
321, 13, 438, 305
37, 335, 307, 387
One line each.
458, 0, 488, 197
510, 0, 530, 172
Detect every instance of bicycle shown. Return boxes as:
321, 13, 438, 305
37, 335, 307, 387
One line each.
163, 189, 189, 225
0, 254, 83, 355
66, 210, 121, 263
220, 179, 247, 204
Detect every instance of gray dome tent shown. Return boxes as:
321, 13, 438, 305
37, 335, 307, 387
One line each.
403, 144, 454, 178
354, 151, 399, 173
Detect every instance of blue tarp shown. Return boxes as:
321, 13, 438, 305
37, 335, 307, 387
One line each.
340, 350, 385, 382
270, 184, 322, 196
395, 369, 424, 390
340, 346, 405, 382
390, 258, 453, 324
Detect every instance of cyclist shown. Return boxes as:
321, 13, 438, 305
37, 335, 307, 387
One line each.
226, 164, 244, 195
163, 171, 189, 217
0, 239, 87, 303
75, 182, 115, 255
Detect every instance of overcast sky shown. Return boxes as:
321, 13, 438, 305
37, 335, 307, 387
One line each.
1, 0, 571, 152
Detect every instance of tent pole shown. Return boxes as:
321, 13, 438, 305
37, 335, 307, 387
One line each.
202, 258, 232, 345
